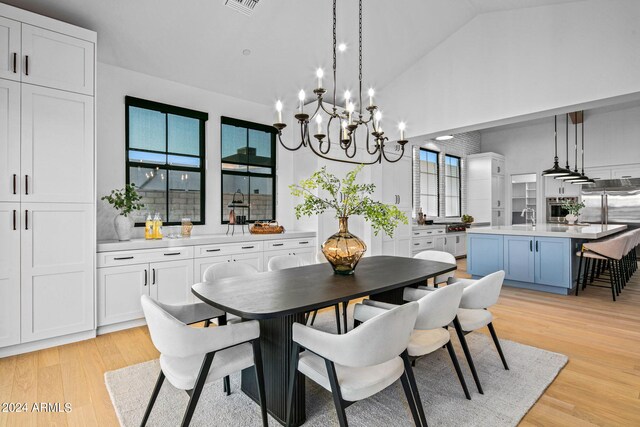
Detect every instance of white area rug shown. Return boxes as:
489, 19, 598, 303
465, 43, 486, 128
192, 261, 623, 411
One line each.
105, 310, 567, 426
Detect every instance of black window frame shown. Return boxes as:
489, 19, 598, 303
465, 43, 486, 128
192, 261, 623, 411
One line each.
220, 116, 277, 224
444, 154, 462, 218
418, 148, 440, 217
125, 96, 208, 227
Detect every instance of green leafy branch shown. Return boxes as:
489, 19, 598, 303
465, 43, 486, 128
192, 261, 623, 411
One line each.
101, 184, 144, 217
289, 165, 408, 237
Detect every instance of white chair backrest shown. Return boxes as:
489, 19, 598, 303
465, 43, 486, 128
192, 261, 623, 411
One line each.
413, 250, 457, 283
202, 262, 258, 282
141, 295, 195, 357
413, 282, 464, 330
583, 235, 627, 260
459, 270, 505, 310
332, 302, 418, 367
268, 254, 308, 271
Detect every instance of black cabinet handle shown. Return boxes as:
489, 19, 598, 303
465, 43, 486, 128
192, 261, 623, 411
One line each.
414, 243, 420, 246
25, 175, 28, 195
535, 241, 539, 252
13, 210, 16, 230
12, 53, 17, 73
298, 241, 309, 245
530, 240, 533, 252
272, 243, 284, 247
206, 248, 221, 252
144, 269, 148, 286
24, 210, 28, 230
164, 252, 181, 256
25, 55, 29, 76
152, 269, 156, 284
13, 174, 17, 195
241, 246, 254, 249
114, 256, 134, 260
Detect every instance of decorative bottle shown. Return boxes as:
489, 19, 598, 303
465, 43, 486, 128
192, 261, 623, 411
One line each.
144, 214, 154, 240
153, 213, 163, 239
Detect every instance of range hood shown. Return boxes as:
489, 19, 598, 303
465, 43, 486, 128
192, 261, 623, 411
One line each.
583, 178, 640, 190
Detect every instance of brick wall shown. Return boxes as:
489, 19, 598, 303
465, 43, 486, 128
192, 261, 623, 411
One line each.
136, 190, 201, 222
222, 193, 273, 222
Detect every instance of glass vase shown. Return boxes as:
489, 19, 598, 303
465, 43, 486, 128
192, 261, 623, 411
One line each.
321, 217, 367, 275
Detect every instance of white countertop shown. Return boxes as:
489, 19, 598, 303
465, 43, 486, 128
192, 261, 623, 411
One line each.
97, 230, 317, 252
466, 224, 627, 239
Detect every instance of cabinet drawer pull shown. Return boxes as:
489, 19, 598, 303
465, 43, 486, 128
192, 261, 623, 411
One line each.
535, 241, 539, 252
24, 210, 28, 230
272, 243, 284, 247
114, 256, 134, 260
414, 243, 420, 246
241, 246, 255, 249
13, 210, 17, 231
530, 241, 533, 252
25, 175, 29, 195
164, 252, 181, 256
206, 248, 221, 252
144, 269, 148, 286
12, 53, 17, 73
13, 174, 16, 195
25, 55, 29, 76
152, 268, 156, 284
298, 241, 309, 245
426, 231, 432, 234
413, 232, 420, 236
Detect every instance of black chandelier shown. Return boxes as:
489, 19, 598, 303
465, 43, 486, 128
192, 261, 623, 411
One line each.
272, 0, 408, 165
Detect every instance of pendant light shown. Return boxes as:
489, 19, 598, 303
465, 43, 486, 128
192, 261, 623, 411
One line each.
542, 115, 572, 177
571, 118, 594, 184
556, 113, 582, 181
562, 114, 584, 181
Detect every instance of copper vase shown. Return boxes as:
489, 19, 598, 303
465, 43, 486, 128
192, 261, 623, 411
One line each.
321, 217, 367, 275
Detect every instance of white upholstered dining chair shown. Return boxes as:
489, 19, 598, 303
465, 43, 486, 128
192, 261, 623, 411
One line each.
413, 250, 458, 289
140, 295, 268, 427
286, 302, 426, 427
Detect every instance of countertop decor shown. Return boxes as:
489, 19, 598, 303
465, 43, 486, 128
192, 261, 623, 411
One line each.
101, 183, 144, 241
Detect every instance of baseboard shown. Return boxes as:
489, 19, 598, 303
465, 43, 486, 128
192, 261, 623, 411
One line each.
0, 330, 96, 357
97, 318, 147, 335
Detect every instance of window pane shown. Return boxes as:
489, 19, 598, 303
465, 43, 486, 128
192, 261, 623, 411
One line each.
129, 107, 166, 152
168, 114, 200, 156
248, 166, 273, 174
420, 195, 438, 217
168, 170, 201, 223
129, 166, 167, 222
128, 150, 166, 165
221, 124, 247, 164
168, 154, 200, 168
248, 176, 274, 221
222, 173, 250, 223
222, 163, 248, 172
421, 173, 438, 195
445, 176, 459, 196
446, 196, 460, 217
248, 129, 273, 167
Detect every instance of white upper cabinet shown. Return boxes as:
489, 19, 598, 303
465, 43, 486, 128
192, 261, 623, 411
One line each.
21, 85, 94, 203
382, 154, 412, 209
0, 79, 20, 202
0, 16, 20, 81
0, 202, 21, 347
21, 24, 94, 95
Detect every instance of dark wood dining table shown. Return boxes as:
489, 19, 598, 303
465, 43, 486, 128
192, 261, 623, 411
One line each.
192, 255, 457, 426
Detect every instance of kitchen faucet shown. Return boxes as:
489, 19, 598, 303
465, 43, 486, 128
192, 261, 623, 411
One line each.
521, 207, 536, 227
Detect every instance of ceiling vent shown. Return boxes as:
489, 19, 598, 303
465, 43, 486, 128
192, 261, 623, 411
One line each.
225, 0, 260, 16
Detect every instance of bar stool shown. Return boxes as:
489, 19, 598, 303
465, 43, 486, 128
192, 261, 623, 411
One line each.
576, 233, 630, 301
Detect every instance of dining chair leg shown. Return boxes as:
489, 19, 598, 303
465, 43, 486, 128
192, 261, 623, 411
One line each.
575, 253, 584, 296
582, 258, 590, 291
181, 352, 215, 427
342, 301, 349, 334
590, 258, 597, 283
325, 359, 349, 427
610, 262, 617, 301
487, 322, 509, 370
334, 304, 342, 334
309, 310, 318, 326
140, 371, 165, 427
401, 351, 427, 427
452, 317, 483, 394
251, 339, 268, 427
445, 341, 471, 400
400, 371, 422, 426
203, 319, 211, 328
285, 343, 300, 427
223, 376, 231, 396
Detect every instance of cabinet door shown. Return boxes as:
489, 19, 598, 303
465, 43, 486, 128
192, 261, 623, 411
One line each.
534, 237, 571, 287
491, 209, 505, 226
492, 158, 505, 175
434, 236, 445, 252
21, 24, 94, 95
611, 165, 640, 179
21, 203, 94, 343
544, 177, 563, 197
381, 155, 412, 208
150, 259, 194, 305
21, 85, 94, 203
503, 235, 534, 282
561, 181, 580, 197
394, 237, 412, 258
231, 252, 263, 272
467, 234, 503, 276
0, 203, 20, 347
444, 235, 456, 255
194, 255, 232, 282
0, 79, 20, 202
97, 264, 148, 327
0, 16, 20, 81
455, 234, 467, 257
491, 175, 505, 208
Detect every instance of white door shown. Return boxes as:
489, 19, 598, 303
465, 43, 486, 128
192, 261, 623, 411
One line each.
0, 203, 20, 347
0, 16, 21, 81
21, 203, 94, 343
97, 264, 148, 327
21, 85, 94, 203
492, 175, 505, 209
0, 79, 20, 202
150, 259, 194, 305
21, 24, 94, 95
231, 252, 263, 272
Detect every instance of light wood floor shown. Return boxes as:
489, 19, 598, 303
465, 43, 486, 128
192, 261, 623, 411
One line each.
1, 259, 639, 426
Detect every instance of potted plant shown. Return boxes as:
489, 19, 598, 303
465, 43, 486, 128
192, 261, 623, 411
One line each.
102, 184, 144, 241
290, 165, 408, 275
461, 214, 474, 227
561, 199, 585, 225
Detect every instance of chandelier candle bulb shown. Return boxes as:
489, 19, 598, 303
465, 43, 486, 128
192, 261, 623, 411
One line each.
399, 122, 406, 140
298, 90, 305, 113
316, 115, 322, 134
344, 90, 351, 110
316, 68, 324, 89
275, 100, 283, 123
368, 88, 374, 107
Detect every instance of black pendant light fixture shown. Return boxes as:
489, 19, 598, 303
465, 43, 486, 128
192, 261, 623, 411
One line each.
571, 117, 594, 184
561, 113, 584, 181
542, 115, 572, 177
556, 113, 582, 181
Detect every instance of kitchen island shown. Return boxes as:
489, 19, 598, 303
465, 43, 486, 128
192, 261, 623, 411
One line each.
466, 224, 626, 294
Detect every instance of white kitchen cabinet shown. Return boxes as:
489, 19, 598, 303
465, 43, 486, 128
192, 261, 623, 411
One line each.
467, 152, 506, 225
21, 85, 94, 203
150, 259, 194, 306
491, 175, 505, 209
611, 165, 640, 179
264, 246, 316, 268
21, 24, 94, 95
97, 264, 148, 327
0, 203, 20, 347
492, 209, 505, 226
229, 252, 263, 272
434, 236, 445, 252
0, 16, 21, 81
544, 177, 580, 197
20, 203, 94, 343
382, 155, 412, 209
444, 234, 456, 255
0, 79, 20, 202
194, 255, 232, 283
492, 157, 505, 176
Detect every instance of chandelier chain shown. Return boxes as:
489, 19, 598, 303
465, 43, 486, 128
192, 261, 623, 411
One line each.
358, 0, 363, 115
332, 0, 337, 108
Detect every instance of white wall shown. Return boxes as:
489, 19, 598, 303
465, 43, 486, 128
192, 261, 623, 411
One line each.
379, 0, 640, 138
97, 63, 295, 240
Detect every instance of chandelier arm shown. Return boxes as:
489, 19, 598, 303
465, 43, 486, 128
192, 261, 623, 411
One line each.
275, 132, 305, 152
319, 99, 338, 117
380, 142, 406, 163
306, 139, 380, 165
344, 132, 358, 159
362, 123, 380, 156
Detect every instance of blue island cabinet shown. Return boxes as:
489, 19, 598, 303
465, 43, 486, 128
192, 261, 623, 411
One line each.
467, 234, 503, 276
503, 235, 535, 283
534, 237, 572, 288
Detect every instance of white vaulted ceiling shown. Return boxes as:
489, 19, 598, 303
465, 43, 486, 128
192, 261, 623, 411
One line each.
3, 0, 584, 105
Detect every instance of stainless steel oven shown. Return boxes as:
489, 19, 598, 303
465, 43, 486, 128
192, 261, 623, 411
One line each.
546, 197, 577, 223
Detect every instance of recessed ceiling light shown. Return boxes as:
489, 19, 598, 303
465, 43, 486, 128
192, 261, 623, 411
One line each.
435, 135, 453, 141
338, 43, 347, 52
242, 49, 251, 56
